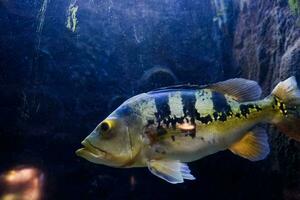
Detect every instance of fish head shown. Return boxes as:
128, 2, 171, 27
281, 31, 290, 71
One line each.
76, 106, 143, 167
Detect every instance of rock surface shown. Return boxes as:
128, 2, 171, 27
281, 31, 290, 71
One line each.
233, 1, 300, 198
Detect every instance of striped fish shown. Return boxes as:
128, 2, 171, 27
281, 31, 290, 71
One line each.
76, 77, 300, 184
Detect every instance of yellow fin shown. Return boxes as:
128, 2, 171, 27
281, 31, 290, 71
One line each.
229, 127, 270, 161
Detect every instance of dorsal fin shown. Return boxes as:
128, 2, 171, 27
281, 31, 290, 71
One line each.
208, 78, 262, 102
148, 84, 208, 94
148, 78, 261, 102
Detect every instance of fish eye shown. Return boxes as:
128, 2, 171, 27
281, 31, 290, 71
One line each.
100, 122, 110, 132
97, 119, 117, 138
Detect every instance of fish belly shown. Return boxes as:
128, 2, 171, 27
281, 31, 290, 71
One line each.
163, 116, 262, 162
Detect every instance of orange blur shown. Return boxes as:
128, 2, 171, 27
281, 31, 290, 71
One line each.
177, 123, 195, 131
0, 167, 44, 200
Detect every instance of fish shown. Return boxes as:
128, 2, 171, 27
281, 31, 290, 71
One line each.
76, 76, 300, 184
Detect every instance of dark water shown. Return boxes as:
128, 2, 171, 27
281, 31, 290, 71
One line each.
0, 0, 299, 200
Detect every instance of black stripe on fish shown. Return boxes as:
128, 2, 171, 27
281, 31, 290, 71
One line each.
146, 119, 155, 127
211, 91, 232, 122
273, 96, 287, 115
173, 91, 198, 139
255, 105, 262, 111
239, 103, 262, 118
240, 104, 252, 117
154, 93, 171, 125
211, 91, 232, 113
235, 113, 241, 118
179, 90, 214, 125
196, 114, 213, 124
170, 117, 184, 129
181, 91, 197, 124
212, 111, 228, 121
272, 97, 278, 109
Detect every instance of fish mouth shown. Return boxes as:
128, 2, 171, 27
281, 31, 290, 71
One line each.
75, 140, 107, 160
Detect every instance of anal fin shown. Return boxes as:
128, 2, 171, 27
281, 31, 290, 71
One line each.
229, 127, 270, 161
147, 159, 195, 184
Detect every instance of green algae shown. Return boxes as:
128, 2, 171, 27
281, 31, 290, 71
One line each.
289, 0, 300, 15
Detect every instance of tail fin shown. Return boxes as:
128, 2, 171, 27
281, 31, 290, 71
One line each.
271, 76, 300, 141
272, 76, 300, 105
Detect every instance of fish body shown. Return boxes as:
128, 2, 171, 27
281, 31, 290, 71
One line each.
76, 77, 300, 184
126, 89, 267, 163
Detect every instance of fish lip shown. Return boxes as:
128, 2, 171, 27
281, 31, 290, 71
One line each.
76, 140, 107, 158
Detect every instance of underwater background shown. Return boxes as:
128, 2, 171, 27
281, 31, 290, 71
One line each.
0, 0, 299, 199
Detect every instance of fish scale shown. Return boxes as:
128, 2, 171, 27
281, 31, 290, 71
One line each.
146, 92, 267, 162
139, 88, 270, 157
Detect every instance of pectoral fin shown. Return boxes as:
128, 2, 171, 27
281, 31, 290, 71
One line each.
229, 127, 270, 161
147, 159, 195, 184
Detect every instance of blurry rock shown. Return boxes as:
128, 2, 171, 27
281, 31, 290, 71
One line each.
232, 0, 300, 196
137, 66, 178, 92
1, 0, 38, 18
280, 38, 300, 79
87, 175, 116, 200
